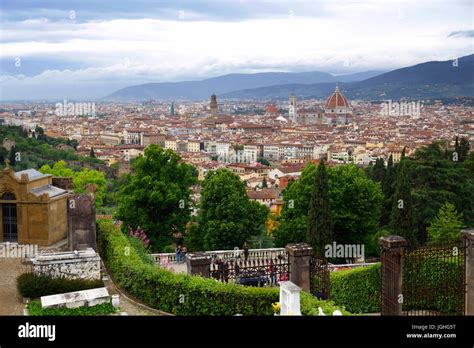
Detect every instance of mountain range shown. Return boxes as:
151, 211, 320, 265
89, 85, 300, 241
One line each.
105, 71, 383, 101
106, 54, 474, 101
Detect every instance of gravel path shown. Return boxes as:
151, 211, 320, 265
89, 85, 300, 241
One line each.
0, 258, 30, 315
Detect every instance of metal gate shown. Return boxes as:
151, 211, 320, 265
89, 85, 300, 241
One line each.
402, 241, 466, 316
310, 257, 330, 300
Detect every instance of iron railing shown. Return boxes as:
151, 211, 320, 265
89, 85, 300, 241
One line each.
209, 256, 289, 287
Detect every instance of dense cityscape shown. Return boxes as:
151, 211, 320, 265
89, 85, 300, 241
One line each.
0, 0, 473, 346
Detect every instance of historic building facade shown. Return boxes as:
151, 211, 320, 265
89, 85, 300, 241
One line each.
287, 85, 352, 125
0, 168, 68, 246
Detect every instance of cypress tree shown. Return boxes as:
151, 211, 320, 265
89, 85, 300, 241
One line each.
90, 146, 96, 158
372, 158, 386, 183
401, 146, 406, 160
307, 159, 332, 257
261, 176, 268, 188
390, 160, 416, 244
458, 137, 470, 162
381, 155, 396, 226
8, 146, 17, 167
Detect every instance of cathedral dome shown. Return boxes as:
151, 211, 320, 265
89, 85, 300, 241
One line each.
325, 85, 350, 109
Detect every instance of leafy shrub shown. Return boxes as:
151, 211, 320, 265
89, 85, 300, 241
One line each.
364, 229, 389, 257
330, 264, 381, 314
163, 245, 176, 253
98, 219, 348, 316
330, 256, 463, 315
17, 273, 104, 299
403, 256, 463, 315
27, 300, 117, 316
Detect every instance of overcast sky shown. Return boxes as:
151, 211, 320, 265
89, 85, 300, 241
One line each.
0, 0, 472, 100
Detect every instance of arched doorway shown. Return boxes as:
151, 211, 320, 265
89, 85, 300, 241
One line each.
1, 192, 17, 242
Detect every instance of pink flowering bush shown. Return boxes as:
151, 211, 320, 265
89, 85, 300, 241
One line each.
128, 225, 150, 248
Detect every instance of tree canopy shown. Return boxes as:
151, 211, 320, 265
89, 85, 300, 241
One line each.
307, 160, 332, 257
39, 160, 106, 207
186, 169, 269, 251
115, 144, 197, 251
427, 202, 464, 245
274, 163, 383, 247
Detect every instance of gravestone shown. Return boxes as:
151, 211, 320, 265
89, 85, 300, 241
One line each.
41, 287, 109, 309
279, 281, 301, 315
68, 194, 96, 251
32, 248, 100, 280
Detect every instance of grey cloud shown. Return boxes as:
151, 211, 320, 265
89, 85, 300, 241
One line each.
448, 30, 474, 38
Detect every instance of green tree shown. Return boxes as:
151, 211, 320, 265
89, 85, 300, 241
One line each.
273, 164, 317, 246
407, 142, 474, 242
0, 147, 7, 164
307, 160, 332, 257
390, 161, 416, 244
187, 169, 269, 250
39, 161, 106, 207
454, 136, 470, 162
90, 147, 96, 158
427, 202, 464, 244
115, 145, 197, 251
274, 163, 383, 247
261, 176, 268, 188
73, 167, 106, 207
257, 157, 271, 166
381, 155, 396, 226
329, 165, 383, 245
372, 158, 386, 183
8, 146, 17, 167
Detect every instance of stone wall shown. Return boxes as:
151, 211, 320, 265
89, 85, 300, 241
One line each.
52, 177, 74, 191
32, 248, 100, 280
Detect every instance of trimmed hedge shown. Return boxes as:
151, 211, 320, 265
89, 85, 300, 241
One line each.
330, 264, 381, 314
17, 273, 104, 299
330, 257, 464, 315
403, 257, 464, 315
27, 300, 117, 316
97, 219, 349, 316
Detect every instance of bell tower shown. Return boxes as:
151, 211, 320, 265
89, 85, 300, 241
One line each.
289, 95, 298, 123
210, 94, 217, 120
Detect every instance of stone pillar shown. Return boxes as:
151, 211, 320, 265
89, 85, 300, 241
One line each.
285, 243, 313, 292
379, 235, 407, 316
68, 194, 96, 251
186, 253, 211, 278
462, 229, 474, 315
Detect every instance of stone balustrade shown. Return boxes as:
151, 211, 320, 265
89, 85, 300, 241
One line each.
150, 247, 287, 266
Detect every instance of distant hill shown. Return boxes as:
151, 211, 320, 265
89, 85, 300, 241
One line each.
221, 55, 474, 100
104, 70, 384, 101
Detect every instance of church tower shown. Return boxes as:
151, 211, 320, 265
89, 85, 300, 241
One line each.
202, 94, 218, 129
289, 95, 298, 123
210, 94, 217, 121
